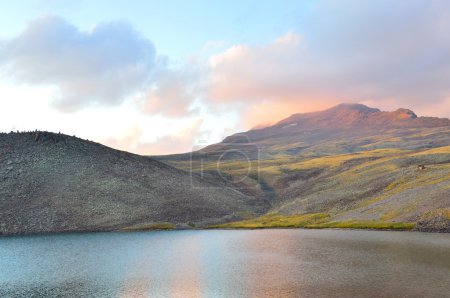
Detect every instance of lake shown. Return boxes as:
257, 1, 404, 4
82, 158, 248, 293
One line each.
0, 229, 449, 297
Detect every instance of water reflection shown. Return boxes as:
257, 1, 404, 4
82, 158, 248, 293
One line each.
167, 233, 201, 298
0, 230, 449, 297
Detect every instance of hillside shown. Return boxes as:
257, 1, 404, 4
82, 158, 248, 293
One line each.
1, 104, 449, 235
0, 131, 267, 235
159, 104, 450, 232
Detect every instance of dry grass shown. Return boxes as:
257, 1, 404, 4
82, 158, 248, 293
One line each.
305, 220, 416, 230
120, 222, 175, 231
209, 213, 416, 231
209, 213, 330, 229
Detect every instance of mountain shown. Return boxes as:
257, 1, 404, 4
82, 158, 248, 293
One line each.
2, 104, 449, 235
157, 104, 450, 166
206, 103, 450, 157
0, 131, 266, 235
160, 104, 450, 232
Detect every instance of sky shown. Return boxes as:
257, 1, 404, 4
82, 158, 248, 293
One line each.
1, 0, 450, 155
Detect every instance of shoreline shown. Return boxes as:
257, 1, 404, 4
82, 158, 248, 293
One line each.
1, 226, 448, 238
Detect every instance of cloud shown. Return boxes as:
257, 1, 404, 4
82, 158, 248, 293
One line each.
208, 31, 307, 103
206, 0, 450, 127
103, 119, 203, 155
140, 65, 204, 117
0, 15, 158, 112
3, 2, 450, 155
202, 40, 226, 53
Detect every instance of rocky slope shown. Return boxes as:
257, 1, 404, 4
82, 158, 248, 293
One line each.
0, 132, 267, 235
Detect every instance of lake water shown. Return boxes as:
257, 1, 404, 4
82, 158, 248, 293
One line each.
0, 229, 449, 297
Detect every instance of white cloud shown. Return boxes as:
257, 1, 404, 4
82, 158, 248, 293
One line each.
202, 40, 226, 53
0, 15, 158, 112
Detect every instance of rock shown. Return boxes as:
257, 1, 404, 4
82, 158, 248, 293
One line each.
417, 215, 450, 233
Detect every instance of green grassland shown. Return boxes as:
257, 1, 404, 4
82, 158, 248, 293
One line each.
167, 142, 450, 232
305, 220, 416, 230
209, 213, 415, 230
121, 222, 175, 231
209, 213, 330, 229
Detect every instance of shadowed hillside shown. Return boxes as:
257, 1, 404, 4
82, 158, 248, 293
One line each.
0, 131, 267, 235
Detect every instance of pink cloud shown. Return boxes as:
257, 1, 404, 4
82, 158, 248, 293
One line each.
204, 1, 450, 128
141, 69, 196, 117
102, 119, 203, 155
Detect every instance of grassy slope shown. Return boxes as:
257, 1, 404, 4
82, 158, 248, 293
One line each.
155, 108, 450, 232
168, 143, 450, 231
211, 214, 416, 230
121, 222, 175, 231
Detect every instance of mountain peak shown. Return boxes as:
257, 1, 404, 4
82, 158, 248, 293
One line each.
258, 103, 450, 140
276, 103, 379, 126
394, 108, 418, 119
329, 103, 381, 113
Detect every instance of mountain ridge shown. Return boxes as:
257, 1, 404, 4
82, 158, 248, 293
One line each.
223, 103, 450, 144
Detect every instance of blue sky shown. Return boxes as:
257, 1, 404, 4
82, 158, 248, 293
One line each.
0, 0, 312, 59
1, 1, 450, 154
